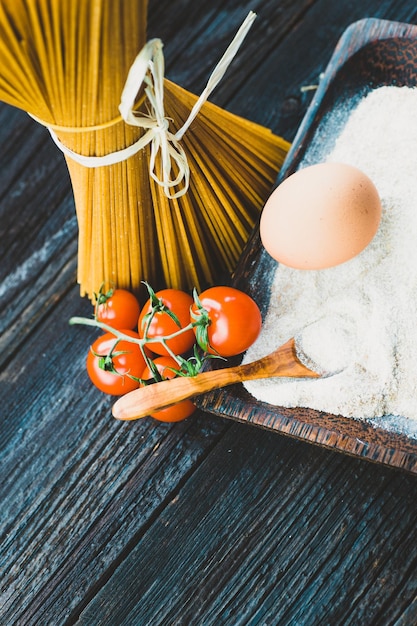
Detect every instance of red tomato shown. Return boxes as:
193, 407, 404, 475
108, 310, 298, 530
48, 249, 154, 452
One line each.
192, 286, 262, 357
86, 330, 146, 395
141, 356, 196, 422
95, 289, 140, 330
138, 288, 195, 356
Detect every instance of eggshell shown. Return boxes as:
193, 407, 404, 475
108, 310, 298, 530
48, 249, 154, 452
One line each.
259, 162, 382, 269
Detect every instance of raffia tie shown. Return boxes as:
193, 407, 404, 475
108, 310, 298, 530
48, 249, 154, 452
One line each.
44, 11, 256, 199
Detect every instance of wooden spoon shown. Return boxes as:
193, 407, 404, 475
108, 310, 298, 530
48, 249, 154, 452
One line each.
112, 337, 320, 421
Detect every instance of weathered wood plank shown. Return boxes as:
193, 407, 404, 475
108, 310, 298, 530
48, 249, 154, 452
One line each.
74, 424, 417, 625
222, 0, 417, 138
1, 0, 417, 625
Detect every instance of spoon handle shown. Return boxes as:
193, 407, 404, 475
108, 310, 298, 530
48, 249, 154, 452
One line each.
112, 364, 246, 420
112, 338, 319, 421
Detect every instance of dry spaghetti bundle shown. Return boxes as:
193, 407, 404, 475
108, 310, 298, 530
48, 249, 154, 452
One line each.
0, 0, 289, 299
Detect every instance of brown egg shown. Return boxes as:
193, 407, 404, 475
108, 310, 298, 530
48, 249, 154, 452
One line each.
259, 162, 382, 269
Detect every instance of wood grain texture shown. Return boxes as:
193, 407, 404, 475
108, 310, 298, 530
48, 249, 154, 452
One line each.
2, 1, 417, 625
75, 425, 417, 625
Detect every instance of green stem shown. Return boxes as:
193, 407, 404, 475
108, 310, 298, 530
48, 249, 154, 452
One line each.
69, 315, 202, 351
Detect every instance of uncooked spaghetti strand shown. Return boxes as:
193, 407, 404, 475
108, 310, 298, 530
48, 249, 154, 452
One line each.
99, 4, 116, 290
78, 2, 108, 292
97, 1, 146, 292
186, 120, 279, 212
86, 1, 105, 126
165, 79, 288, 176
57, 0, 79, 125
121, 0, 148, 71
36, 0, 65, 121
150, 175, 180, 288
74, 2, 89, 129
190, 186, 239, 278
109, 163, 121, 289
24, 1, 62, 118
153, 155, 190, 288
116, 162, 131, 289
75, 3, 92, 129
135, 149, 159, 285
163, 91, 249, 237
204, 121, 288, 180
125, 163, 142, 290
128, 152, 154, 289
165, 180, 209, 288
176, 192, 217, 285
99, 169, 112, 291
0, 10, 51, 113
181, 130, 256, 244
194, 133, 272, 211
78, 170, 93, 296
115, 54, 133, 289
170, 195, 203, 289
48, 2, 67, 121
197, 92, 286, 146
81, 45, 99, 290
198, 109, 287, 179
120, 161, 137, 290
0, 81, 35, 111
180, 139, 252, 258
181, 150, 245, 264
164, 87, 279, 219
165, 77, 288, 150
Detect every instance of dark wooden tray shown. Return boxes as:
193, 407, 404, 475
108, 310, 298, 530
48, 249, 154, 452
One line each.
195, 17, 417, 474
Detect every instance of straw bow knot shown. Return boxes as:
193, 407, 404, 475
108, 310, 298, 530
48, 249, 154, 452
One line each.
119, 38, 190, 198
45, 11, 257, 199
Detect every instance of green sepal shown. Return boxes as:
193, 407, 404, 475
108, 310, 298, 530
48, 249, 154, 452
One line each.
141, 281, 181, 332
93, 283, 114, 310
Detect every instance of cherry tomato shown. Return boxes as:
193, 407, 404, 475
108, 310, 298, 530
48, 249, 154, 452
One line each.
138, 288, 195, 356
86, 329, 146, 395
192, 286, 262, 357
141, 356, 196, 422
95, 289, 140, 330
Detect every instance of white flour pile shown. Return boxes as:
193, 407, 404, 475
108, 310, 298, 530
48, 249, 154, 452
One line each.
243, 86, 417, 437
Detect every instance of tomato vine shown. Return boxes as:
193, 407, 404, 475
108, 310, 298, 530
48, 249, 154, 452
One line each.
70, 281, 262, 420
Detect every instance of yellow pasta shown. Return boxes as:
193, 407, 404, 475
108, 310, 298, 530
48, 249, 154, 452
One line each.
0, 1, 290, 300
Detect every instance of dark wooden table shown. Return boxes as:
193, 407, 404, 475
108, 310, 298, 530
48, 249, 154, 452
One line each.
2, 1, 417, 624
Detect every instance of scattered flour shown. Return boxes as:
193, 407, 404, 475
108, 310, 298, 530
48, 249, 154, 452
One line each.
243, 86, 417, 437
